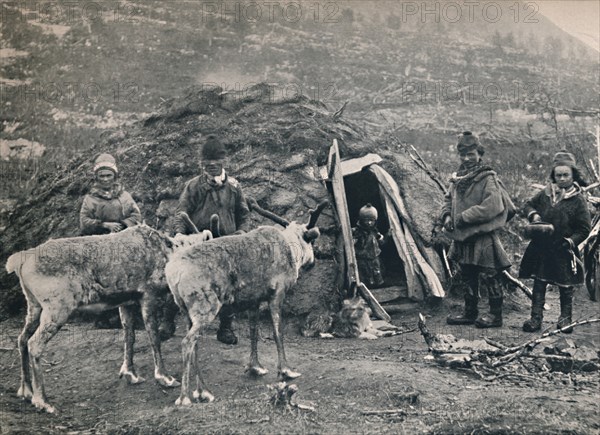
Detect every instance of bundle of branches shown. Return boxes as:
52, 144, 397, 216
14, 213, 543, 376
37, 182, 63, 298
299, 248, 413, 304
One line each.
418, 314, 600, 382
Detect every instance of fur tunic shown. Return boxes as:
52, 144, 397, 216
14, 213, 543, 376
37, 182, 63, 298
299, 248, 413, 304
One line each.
80, 183, 142, 235
441, 167, 511, 270
174, 173, 250, 236
519, 183, 591, 286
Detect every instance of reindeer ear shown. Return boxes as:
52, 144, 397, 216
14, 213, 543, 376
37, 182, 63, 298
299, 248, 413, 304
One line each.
303, 228, 320, 242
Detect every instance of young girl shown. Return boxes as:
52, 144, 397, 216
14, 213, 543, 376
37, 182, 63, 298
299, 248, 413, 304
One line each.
80, 153, 142, 329
80, 153, 141, 235
519, 151, 591, 333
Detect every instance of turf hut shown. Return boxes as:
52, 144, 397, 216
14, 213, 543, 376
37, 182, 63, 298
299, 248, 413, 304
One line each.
0, 84, 447, 319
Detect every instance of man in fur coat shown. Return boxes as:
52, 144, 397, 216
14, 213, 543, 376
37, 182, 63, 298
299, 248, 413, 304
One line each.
441, 131, 511, 328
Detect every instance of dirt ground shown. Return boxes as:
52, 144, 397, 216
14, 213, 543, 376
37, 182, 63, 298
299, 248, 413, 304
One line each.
1, 289, 599, 435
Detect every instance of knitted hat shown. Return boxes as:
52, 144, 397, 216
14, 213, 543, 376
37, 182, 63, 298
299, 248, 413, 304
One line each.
456, 131, 483, 154
359, 203, 378, 221
201, 135, 226, 160
93, 153, 118, 175
552, 150, 577, 169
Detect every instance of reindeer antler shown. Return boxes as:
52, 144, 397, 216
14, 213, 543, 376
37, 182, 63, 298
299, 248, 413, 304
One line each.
246, 196, 290, 227
178, 212, 200, 234
307, 201, 329, 229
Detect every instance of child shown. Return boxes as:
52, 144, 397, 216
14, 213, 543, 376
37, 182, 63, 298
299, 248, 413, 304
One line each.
353, 203, 385, 287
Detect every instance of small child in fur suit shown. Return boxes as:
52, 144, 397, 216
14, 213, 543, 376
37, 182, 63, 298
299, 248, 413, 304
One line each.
353, 203, 385, 287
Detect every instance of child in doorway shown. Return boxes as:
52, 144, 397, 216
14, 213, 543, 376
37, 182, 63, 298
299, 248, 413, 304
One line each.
353, 203, 385, 287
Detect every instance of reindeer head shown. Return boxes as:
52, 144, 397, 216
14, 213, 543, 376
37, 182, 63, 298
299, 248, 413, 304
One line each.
282, 202, 327, 271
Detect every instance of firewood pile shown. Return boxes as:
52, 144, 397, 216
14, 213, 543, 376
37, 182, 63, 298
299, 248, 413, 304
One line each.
418, 314, 600, 389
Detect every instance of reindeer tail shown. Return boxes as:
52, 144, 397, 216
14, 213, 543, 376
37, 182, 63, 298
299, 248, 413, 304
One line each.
6, 251, 24, 275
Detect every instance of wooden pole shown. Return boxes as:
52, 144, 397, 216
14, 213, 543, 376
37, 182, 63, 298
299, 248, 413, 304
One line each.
596, 125, 600, 179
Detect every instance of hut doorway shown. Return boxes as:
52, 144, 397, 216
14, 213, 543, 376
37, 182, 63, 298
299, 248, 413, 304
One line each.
343, 169, 409, 301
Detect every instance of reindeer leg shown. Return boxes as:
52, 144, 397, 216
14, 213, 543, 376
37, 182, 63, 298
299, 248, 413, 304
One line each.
118, 305, 145, 384
28, 305, 71, 413
18, 294, 41, 401
246, 306, 268, 377
140, 292, 179, 388
176, 297, 219, 406
175, 302, 212, 401
269, 288, 300, 380
192, 339, 214, 403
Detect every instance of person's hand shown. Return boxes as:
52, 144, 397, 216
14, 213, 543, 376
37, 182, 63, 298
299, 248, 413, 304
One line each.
443, 215, 454, 232
531, 213, 542, 223
103, 222, 123, 233
561, 238, 574, 250
455, 215, 468, 229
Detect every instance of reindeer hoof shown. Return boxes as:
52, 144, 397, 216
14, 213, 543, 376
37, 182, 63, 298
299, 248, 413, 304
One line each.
17, 385, 33, 400
120, 370, 146, 385
31, 396, 56, 414
193, 390, 215, 403
155, 374, 180, 388
175, 396, 192, 406
246, 365, 269, 377
279, 368, 302, 380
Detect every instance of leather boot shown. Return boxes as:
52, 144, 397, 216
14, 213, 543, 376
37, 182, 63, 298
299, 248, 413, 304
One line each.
217, 305, 238, 345
158, 294, 179, 342
475, 296, 503, 328
523, 281, 546, 332
447, 295, 479, 325
557, 286, 574, 333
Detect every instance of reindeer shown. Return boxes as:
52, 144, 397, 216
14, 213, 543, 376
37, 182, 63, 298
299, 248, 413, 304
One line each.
165, 202, 327, 405
5, 224, 211, 413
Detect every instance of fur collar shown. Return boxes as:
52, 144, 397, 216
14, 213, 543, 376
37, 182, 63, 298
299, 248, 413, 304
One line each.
89, 183, 123, 200
544, 182, 582, 205
203, 170, 228, 188
450, 166, 496, 195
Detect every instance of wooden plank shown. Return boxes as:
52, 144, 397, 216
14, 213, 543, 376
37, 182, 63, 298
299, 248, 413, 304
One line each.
327, 140, 390, 322
369, 164, 443, 273
357, 283, 391, 322
319, 153, 382, 180
380, 190, 424, 300
372, 165, 445, 298
327, 140, 357, 287
370, 285, 408, 303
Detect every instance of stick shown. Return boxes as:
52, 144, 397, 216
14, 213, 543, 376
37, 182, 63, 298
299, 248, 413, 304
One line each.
583, 181, 600, 192
502, 271, 532, 299
501, 271, 550, 310
491, 346, 531, 367
442, 248, 452, 278
522, 353, 589, 362
589, 159, 599, 182
408, 143, 448, 194
502, 318, 600, 355
596, 125, 600, 179
484, 338, 508, 352
362, 409, 408, 416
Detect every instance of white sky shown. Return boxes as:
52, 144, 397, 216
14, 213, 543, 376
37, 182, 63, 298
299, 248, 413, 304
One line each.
537, 0, 600, 52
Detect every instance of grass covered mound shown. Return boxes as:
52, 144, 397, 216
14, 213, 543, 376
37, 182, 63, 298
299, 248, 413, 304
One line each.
0, 83, 446, 318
